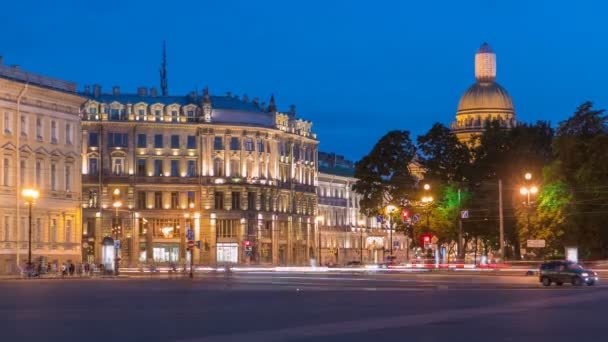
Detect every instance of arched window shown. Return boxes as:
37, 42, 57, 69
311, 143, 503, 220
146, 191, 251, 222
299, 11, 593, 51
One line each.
214, 158, 224, 177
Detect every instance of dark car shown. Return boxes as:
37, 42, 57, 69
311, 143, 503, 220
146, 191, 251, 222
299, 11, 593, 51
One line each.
539, 261, 599, 286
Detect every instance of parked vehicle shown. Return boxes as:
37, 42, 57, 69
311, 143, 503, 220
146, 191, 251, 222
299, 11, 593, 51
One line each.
539, 261, 599, 286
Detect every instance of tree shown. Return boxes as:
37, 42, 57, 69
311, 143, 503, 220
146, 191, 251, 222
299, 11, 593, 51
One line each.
416, 123, 471, 183
353, 130, 418, 215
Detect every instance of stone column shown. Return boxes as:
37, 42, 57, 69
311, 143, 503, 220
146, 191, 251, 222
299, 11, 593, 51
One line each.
271, 215, 278, 265
130, 216, 139, 266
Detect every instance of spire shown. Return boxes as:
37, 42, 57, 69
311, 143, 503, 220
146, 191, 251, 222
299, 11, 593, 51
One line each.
268, 94, 276, 112
202, 86, 210, 103
474, 42, 496, 83
160, 41, 168, 96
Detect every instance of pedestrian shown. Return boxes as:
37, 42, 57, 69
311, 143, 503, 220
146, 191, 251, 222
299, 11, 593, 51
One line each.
84, 263, 90, 276
61, 263, 67, 277
69, 262, 75, 276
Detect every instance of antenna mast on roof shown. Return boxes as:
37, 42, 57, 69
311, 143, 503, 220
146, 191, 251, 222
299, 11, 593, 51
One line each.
160, 41, 168, 96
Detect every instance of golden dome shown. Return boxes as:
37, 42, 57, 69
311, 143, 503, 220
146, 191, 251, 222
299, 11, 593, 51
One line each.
456, 82, 514, 114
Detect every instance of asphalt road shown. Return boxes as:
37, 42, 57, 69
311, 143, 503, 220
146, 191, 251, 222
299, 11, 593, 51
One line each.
1, 272, 607, 342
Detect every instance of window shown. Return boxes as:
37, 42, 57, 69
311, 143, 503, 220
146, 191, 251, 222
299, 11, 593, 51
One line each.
171, 110, 178, 117
187, 160, 196, 177
230, 137, 240, 150
111, 157, 125, 175
65, 165, 72, 191
170, 160, 179, 177
89, 158, 98, 176
108, 133, 128, 147
3, 112, 11, 134
214, 192, 224, 210
136, 159, 146, 176
35, 218, 42, 242
261, 192, 267, 211
213, 136, 223, 150
187, 110, 194, 119
50, 218, 57, 243
257, 139, 264, 152
244, 138, 254, 151
230, 160, 240, 177
154, 160, 163, 177
137, 134, 147, 148
65, 219, 72, 242
154, 110, 161, 117
231, 192, 241, 210
110, 108, 120, 120
213, 158, 223, 177
89, 107, 97, 115
89, 132, 99, 147
20, 115, 26, 136
50, 163, 57, 191
65, 123, 72, 144
51, 120, 57, 143
187, 191, 195, 207
3, 216, 10, 241
248, 192, 256, 210
154, 192, 162, 209
154, 134, 163, 148
20, 160, 25, 186
2, 158, 9, 186
36, 118, 42, 140
171, 135, 180, 149
137, 191, 147, 209
35, 160, 42, 187
187, 136, 196, 149
216, 220, 239, 238
138, 109, 145, 116
170, 192, 179, 209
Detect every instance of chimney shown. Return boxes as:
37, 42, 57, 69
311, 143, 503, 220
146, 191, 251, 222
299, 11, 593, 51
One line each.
289, 104, 296, 116
137, 87, 148, 97
84, 85, 91, 95
242, 94, 249, 103
150, 87, 158, 97
112, 86, 120, 96
93, 84, 101, 98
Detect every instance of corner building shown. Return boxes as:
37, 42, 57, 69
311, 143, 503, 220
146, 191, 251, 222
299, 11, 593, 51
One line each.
0, 63, 84, 273
81, 86, 318, 268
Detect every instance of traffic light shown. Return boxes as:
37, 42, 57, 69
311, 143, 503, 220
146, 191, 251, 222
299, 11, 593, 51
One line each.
421, 234, 432, 246
401, 209, 410, 222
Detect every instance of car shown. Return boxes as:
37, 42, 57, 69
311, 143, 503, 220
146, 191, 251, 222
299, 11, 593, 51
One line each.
539, 261, 599, 286
346, 261, 362, 267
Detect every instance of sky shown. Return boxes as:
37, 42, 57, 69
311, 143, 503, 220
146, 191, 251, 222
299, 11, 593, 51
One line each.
1, 0, 607, 161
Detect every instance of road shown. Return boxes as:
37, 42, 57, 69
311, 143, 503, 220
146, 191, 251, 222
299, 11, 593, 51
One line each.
1, 272, 607, 341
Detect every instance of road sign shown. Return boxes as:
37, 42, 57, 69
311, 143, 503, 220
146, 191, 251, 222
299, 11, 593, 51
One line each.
195, 241, 202, 249
187, 240, 195, 249
376, 215, 383, 223
114, 240, 121, 249
461, 210, 469, 219
393, 240, 400, 249
412, 214, 420, 223
527, 239, 545, 248
187, 229, 194, 241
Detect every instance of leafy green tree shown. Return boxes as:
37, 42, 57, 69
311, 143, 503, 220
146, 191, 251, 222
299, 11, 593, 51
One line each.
417, 123, 471, 183
353, 130, 418, 215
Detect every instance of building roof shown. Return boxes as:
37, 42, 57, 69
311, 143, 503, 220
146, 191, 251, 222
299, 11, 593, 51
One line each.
319, 165, 355, 178
457, 82, 514, 114
86, 93, 267, 113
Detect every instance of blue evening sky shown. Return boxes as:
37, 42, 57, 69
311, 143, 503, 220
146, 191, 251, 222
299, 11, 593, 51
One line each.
1, 0, 607, 161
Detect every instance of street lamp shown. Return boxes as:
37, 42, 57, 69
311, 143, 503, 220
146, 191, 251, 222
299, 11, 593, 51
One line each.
358, 219, 366, 264
22, 188, 39, 274
112, 189, 122, 276
385, 205, 397, 257
185, 202, 195, 279
521, 173, 539, 255
315, 215, 324, 266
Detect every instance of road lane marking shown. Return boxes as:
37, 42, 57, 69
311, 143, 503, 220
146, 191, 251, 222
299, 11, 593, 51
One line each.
176, 288, 608, 342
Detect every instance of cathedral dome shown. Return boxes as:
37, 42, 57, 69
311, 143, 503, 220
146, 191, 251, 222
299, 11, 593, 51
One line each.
457, 82, 514, 114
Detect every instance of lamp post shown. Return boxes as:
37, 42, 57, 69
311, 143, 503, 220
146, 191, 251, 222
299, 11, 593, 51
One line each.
315, 215, 324, 266
422, 184, 434, 261
385, 205, 397, 257
358, 219, 366, 264
184, 202, 195, 279
520, 172, 538, 256
22, 189, 39, 273
112, 188, 122, 276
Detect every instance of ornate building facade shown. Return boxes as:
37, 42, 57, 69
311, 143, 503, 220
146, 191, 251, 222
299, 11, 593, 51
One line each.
0, 62, 84, 273
81, 85, 318, 268
317, 152, 408, 265
451, 43, 517, 144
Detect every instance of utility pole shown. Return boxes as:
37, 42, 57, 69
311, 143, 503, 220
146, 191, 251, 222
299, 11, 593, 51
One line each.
498, 179, 505, 261
458, 189, 463, 260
